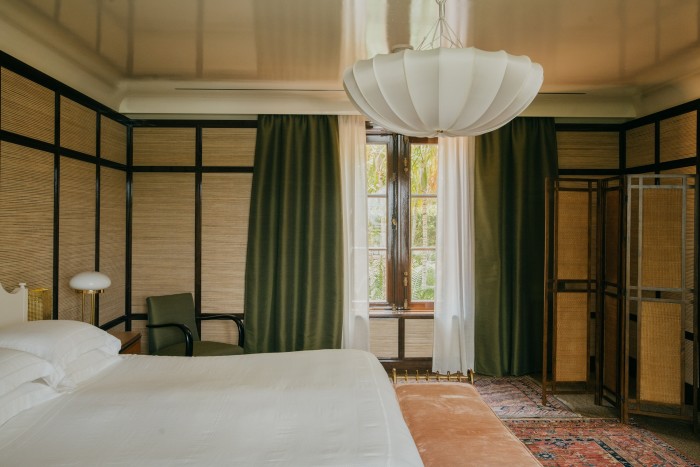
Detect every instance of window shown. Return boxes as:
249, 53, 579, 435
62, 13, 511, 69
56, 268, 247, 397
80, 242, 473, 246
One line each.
367, 134, 438, 310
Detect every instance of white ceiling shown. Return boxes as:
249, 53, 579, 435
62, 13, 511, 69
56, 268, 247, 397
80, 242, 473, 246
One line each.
1, 0, 699, 120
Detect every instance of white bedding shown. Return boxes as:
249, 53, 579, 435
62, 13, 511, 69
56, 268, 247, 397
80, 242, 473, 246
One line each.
0, 349, 422, 467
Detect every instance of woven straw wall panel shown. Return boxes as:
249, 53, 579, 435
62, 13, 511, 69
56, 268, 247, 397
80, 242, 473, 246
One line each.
661, 166, 696, 175
557, 131, 619, 170
58, 158, 96, 321
201, 173, 251, 314
99, 167, 126, 324
130, 320, 149, 355
60, 97, 96, 156
404, 319, 433, 358
100, 116, 127, 165
202, 128, 256, 166
0, 142, 54, 292
641, 188, 682, 289
557, 190, 590, 280
660, 111, 697, 162
132, 128, 195, 166
603, 295, 619, 392
684, 185, 695, 296
658, 171, 695, 293
604, 189, 620, 284
639, 301, 682, 405
555, 292, 588, 382
626, 124, 655, 168
131, 173, 195, 314
0, 68, 54, 143
629, 189, 640, 285
370, 318, 398, 359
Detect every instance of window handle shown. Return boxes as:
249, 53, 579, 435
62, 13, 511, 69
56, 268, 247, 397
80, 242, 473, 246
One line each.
403, 272, 409, 309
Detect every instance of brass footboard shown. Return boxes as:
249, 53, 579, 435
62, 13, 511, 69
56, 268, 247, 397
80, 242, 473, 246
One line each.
391, 368, 474, 384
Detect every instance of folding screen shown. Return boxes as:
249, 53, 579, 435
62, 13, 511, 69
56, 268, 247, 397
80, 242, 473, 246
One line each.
623, 174, 697, 428
543, 178, 599, 402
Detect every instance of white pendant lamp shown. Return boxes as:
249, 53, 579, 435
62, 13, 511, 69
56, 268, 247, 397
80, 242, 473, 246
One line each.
342, 0, 543, 137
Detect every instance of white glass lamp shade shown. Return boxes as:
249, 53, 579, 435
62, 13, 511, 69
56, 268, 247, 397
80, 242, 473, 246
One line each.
343, 47, 543, 137
69, 271, 111, 293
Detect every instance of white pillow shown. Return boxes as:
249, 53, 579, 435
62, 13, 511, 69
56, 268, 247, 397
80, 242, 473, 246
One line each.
0, 382, 59, 427
0, 320, 120, 387
59, 349, 119, 390
0, 348, 56, 397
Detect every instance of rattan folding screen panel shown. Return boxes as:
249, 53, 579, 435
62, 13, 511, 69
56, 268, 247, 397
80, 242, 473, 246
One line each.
543, 178, 599, 403
598, 177, 625, 408
623, 174, 697, 428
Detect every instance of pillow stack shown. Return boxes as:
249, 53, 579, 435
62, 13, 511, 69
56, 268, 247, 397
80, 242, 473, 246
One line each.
0, 320, 122, 426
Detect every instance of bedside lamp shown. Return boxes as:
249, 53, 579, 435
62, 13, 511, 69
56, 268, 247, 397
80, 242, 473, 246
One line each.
69, 271, 111, 325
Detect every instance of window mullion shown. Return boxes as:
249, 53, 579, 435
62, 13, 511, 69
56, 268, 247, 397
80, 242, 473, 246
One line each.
397, 135, 411, 309
386, 135, 399, 308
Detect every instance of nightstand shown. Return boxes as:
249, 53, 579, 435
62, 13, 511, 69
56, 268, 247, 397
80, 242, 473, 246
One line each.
112, 331, 142, 355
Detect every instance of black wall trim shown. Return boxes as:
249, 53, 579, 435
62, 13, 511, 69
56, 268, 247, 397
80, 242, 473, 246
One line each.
622, 99, 700, 130
100, 316, 126, 331
195, 127, 203, 321
202, 166, 254, 173
0, 130, 56, 154
559, 168, 621, 176
131, 166, 197, 173
125, 126, 133, 331
131, 166, 254, 173
95, 112, 101, 326
52, 93, 60, 320
0, 130, 127, 171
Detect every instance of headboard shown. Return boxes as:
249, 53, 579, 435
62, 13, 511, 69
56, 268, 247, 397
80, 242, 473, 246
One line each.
0, 283, 28, 327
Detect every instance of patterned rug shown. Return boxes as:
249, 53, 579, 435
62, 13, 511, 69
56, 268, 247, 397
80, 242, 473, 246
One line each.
505, 418, 700, 466
474, 375, 581, 419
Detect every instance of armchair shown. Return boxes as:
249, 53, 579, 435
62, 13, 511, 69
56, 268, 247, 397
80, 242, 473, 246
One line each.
146, 293, 244, 356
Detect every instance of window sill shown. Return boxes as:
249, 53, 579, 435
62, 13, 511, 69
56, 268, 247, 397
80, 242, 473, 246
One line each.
369, 309, 434, 318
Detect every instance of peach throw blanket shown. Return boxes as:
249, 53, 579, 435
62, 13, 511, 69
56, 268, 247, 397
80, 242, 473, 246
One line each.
395, 383, 541, 466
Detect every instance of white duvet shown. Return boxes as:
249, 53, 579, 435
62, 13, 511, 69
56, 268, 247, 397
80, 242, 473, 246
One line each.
0, 349, 423, 467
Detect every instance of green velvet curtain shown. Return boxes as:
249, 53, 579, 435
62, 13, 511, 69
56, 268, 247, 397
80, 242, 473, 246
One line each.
244, 115, 343, 353
474, 117, 558, 376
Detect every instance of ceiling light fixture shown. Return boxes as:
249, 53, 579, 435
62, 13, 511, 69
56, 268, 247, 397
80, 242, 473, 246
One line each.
342, 0, 543, 137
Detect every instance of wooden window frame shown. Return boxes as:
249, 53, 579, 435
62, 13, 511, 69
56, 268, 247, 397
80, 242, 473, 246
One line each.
367, 133, 437, 312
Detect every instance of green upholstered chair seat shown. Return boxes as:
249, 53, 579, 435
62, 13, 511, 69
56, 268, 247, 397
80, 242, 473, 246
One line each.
146, 292, 244, 357
157, 341, 244, 357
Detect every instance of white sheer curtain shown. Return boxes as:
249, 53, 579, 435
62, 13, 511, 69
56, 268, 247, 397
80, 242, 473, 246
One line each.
338, 115, 370, 351
432, 136, 476, 373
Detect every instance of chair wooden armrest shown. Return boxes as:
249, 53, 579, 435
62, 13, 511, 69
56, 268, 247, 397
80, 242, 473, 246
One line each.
198, 314, 244, 346
146, 323, 194, 356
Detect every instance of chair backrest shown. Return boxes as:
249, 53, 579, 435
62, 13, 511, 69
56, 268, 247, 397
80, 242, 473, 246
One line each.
146, 293, 200, 354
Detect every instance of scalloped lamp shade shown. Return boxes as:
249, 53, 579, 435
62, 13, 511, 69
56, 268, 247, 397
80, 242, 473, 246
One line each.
343, 47, 543, 137
69, 271, 111, 292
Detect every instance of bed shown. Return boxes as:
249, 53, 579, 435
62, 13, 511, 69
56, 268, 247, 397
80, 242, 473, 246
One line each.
0, 283, 423, 466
